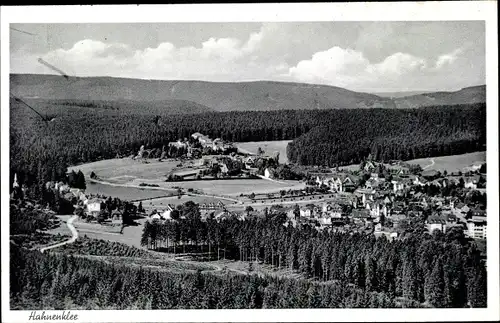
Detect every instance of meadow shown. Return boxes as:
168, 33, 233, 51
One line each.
85, 182, 174, 201
406, 151, 486, 173
235, 140, 292, 163
338, 151, 486, 173
68, 158, 181, 181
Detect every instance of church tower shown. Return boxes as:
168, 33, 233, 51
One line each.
13, 173, 19, 189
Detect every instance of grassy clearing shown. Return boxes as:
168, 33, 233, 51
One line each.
338, 151, 486, 173
141, 195, 234, 210
406, 151, 485, 173
235, 140, 291, 163
211, 259, 303, 279
86, 181, 174, 200
154, 178, 304, 196
69, 158, 180, 181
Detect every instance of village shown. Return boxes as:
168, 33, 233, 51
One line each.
119, 132, 487, 243
13, 130, 486, 249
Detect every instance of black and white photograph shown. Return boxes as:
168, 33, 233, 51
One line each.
1, 3, 499, 322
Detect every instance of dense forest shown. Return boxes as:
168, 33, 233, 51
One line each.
139, 202, 487, 308
10, 98, 485, 198
11, 243, 410, 310
287, 104, 486, 166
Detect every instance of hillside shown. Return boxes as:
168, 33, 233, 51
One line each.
11, 74, 397, 111
393, 85, 486, 109
19, 98, 214, 116
287, 104, 486, 166
10, 74, 485, 112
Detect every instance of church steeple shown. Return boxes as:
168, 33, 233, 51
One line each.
13, 173, 19, 189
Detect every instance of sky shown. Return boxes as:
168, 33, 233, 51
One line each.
10, 21, 485, 92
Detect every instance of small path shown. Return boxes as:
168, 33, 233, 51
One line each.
256, 174, 288, 185
422, 158, 435, 170
40, 215, 78, 253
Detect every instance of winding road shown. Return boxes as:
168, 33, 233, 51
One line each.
40, 215, 78, 253
422, 158, 435, 170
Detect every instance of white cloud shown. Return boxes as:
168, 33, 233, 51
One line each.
287, 46, 466, 91
11, 29, 289, 82
10, 29, 477, 92
435, 48, 463, 69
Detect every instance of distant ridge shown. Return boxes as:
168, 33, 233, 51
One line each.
393, 85, 486, 109
10, 74, 485, 112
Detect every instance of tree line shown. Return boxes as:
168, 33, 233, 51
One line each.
10, 99, 484, 201
140, 202, 486, 308
12, 242, 420, 310
287, 104, 485, 166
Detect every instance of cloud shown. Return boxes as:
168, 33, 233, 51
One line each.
287, 46, 468, 91
11, 29, 292, 82
10, 26, 480, 92
435, 48, 463, 69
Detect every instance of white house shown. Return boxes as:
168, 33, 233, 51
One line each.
86, 198, 102, 217
426, 217, 447, 234
299, 206, 314, 218
467, 216, 487, 239
161, 205, 175, 220
464, 176, 480, 190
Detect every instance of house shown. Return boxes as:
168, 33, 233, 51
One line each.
391, 177, 412, 193
351, 209, 371, 225
329, 177, 344, 192
85, 198, 103, 218
464, 175, 481, 189
322, 202, 344, 218
264, 168, 274, 179
150, 213, 162, 221
111, 211, 122, 224
426, 216, 447, 234
468, 207, 486, 219
365, 201, 388, 221
169, 139, 188, 149
317, 216, 332, 226
466, 216, 487, 239
342, 175, 358, 192
355, 188, 376, 206
300, 205, 315, 218
161, 204, 175, 220
364, 161, 376, 172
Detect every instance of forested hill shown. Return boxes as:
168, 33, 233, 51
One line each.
10, 74, 486, 112
16, 98, 214, 116
287, 104, 486, 167
393, 85, 486, 109
11, 73, 394, 111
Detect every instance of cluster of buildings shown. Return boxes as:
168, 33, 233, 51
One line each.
168, 132, 235, 157
295, 160, 488, 239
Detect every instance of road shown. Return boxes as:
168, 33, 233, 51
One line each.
40, 215, 78, 253
422, 158, 435, 170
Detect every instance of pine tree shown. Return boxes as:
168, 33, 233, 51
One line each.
426, 258, 445, 307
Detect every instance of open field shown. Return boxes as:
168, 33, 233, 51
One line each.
76, 220, 146, 248
69, 158, 182, 181
339, 151, 486, 173
406, 151, 486, 173
235, 140, 292, 163
153, 178, 305, 196
141, 195, 235, 210
86, 181, 175, 200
